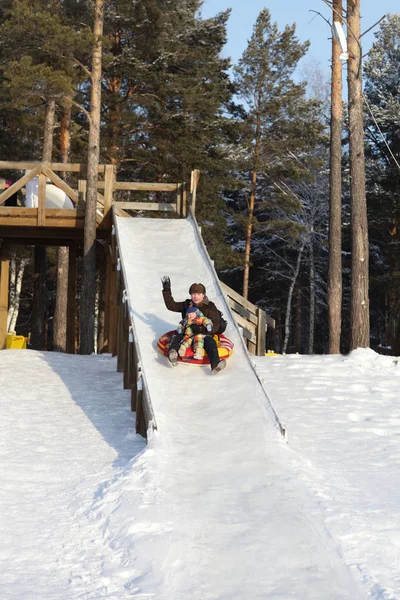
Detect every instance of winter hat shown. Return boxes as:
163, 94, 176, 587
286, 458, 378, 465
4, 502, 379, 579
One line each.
189, 283, 206, 295
186, 306, 198, 314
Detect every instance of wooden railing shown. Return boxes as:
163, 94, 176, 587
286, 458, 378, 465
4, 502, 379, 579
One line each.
0, 161, 201, 221
220, 282, 275, 356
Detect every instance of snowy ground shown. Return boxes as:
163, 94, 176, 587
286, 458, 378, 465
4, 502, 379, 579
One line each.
1, 216, 399, 599
255, 349, 400, 600
1, 348, 400, 598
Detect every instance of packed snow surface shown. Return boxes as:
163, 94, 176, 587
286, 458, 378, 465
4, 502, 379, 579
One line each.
255, 349, 400, 600
0, 216, 398, 598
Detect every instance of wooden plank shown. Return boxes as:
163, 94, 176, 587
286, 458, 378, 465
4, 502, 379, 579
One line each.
220, 281, 258, 316
0, 226, 84, 241
247, 340, 256, 356
227, 297, 258, 325
265, 313, 276, 329
41, 164, 79, 204
182, 181, 187, 217
114, 202, 177, 212
37, 173, 46, 227
103, 241, 111, 351
176, 184, 182, 216
0, 161, 105, 173
41, 218, 85, 228
66, 245, 77, 354
190, 169, 200, 214
0, 163, 43, 206
98, 181, 179, 191
78, 180, 86, 209
0, 241, 10, 350
0, 208, 38, 218
103, 164, 114, 217
0, 217, 37, 227
43, 209, 85, 218
256, 308, 267, 356
124, 339, 133, 390
230, 310, 256, 334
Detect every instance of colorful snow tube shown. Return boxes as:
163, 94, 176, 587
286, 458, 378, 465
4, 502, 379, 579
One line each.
158, 330, 234, 366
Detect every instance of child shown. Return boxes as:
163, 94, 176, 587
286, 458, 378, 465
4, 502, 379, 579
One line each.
177, 306, 213, 360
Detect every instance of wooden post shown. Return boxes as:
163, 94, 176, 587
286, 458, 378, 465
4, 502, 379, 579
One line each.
66, 244, 77, 353
103, 164, 114, 221
124, 339, 133, 390
256, 307, 266, 356
182, 182, 187, 217
190, 169, 200, 215
108, 233, 118, 356
0, 241, 10, 350
38, 172, 46, 227
176, 184, 182, 217
117, 293, 126, 373
78, 179, 87, 209
103, 240, 112, 351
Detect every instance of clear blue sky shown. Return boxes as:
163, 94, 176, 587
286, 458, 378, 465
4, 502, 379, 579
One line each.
201, 0, 399, 76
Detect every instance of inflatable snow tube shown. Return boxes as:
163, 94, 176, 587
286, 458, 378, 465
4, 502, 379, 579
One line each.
158, 330, 234, 366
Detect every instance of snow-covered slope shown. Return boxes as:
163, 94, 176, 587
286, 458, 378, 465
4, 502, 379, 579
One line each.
112, 215, 363, 599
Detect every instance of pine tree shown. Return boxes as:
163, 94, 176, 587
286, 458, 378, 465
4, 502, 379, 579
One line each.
233, 8, 325, 299
363, 14, 400, 351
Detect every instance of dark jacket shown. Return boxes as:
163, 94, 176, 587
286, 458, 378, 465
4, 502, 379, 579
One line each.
162, 290, 221, 335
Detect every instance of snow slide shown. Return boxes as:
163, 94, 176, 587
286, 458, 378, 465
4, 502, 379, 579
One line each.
112, 213, 364, 599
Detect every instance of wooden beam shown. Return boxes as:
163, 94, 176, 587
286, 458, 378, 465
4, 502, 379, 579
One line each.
256, 307, 267, 356
227, 297, 258, 325
98, 181, 179, 192
0, 226, 84, 241
66, 244, 77, 354
103, 240, 112, 351
103, 164, 114, 218
114, 202, 177, 212
38, 173, 46, 227
41, 164, 79, 204
0, 241, 10, 350
0, 164, 43, 206
0, 161, 105, 173
176, 184, 182, 216
78, 179, 86, 209
182, 182, 187, 217
220, 281, 259, 316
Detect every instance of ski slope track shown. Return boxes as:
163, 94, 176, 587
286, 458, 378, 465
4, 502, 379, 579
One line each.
114, 213, 364, 599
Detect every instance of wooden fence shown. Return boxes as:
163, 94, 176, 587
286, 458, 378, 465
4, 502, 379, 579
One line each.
220, 282, 275, 356
0, 162, 201, 221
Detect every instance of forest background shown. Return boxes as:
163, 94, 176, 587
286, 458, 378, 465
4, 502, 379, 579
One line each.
0, 0, 399, 355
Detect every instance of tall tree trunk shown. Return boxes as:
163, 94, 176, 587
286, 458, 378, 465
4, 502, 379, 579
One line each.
283, 239, 306, 354
7, 252, 16, 331
243, 110, 261, 300
80, 0, 104, 354
309, 226, 315, 354
328, 0, 343, 354
31, 98, 55, 350
347, 0, 370, 349
53, 100, 72, 352
295, 285, 302, 353
8, 257, 27, 333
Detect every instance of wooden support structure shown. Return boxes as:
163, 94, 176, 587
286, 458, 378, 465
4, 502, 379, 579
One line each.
220, 281, 275, 356
0, 240, 10, 350
66, 244, 77, 354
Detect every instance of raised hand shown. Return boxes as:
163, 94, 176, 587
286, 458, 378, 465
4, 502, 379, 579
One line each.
161, 276, 171, 291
